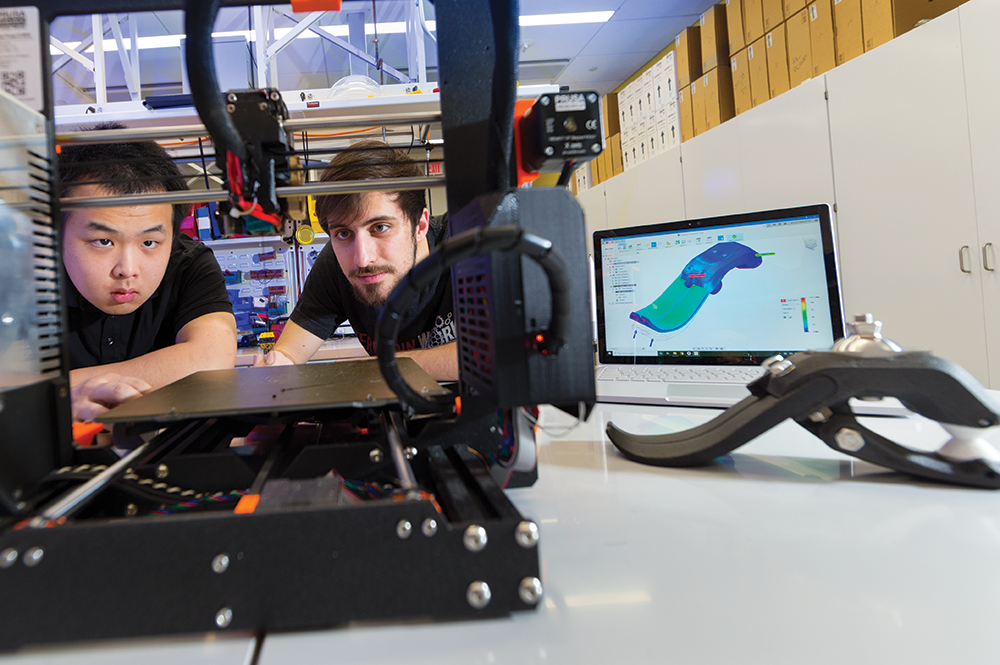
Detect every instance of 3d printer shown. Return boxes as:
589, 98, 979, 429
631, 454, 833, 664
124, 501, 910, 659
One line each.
0, 0, 599, 650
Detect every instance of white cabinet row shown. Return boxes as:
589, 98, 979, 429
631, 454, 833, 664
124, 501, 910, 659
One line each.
576, 0, 1000, 387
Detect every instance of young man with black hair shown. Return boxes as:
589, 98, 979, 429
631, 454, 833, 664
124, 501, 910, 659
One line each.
255, 139, 457, 380
60, 124, 237, 421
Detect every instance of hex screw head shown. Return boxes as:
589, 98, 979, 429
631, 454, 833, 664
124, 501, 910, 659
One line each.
587, 92, 598, 103
405, 446, 418, 460
835, 428, 866, 452
212, 553, 230, 574
518, 577, 544, 605
514, 521, 539, 549
540, 96, 550, 106
544, 146, 555, 156
269, 90, 281, 101
155, 464, 169, 479
227, 93, 238, 103
369, 448, 384, 463
215, 607, 233, 628
23, 547, 43, 567
258, 101, 269, 111
124, 503, 139, 517
226, 103, 236, 113
396, 519, 413, 539
591, 143, 601, 153
466, 581, 492, 609
463, 525, 488, 552
0, 548, 16, 569
421, 518, 438, 537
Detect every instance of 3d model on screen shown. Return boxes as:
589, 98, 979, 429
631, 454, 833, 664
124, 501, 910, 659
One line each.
630, 242, 762, 333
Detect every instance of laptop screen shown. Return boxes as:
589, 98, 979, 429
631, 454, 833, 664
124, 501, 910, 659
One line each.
593, 204, 844, 366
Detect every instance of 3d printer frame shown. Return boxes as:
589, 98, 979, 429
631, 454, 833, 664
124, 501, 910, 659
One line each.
0, 0, 596, 651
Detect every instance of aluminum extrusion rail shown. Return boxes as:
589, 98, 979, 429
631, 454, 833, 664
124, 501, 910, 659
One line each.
54, 111, 443, 145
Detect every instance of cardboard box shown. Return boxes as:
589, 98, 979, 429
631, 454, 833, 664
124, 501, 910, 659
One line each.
809, 0, 837, 76
675, 25, 703, 89
602, 94, 620, 137
785, 0, 808, 19
602, 146, 613, 180
786, 9, 812, 88
731, 49, 753, 115
691, 77, 708, 136
862, 0, 965, 52
747, 37, 770, 107
679, 85, 695, 142
701, 4, 730, 72
763, 0, 784, 31
727, 0, 747, 54
834, 0, 864, 64
653, 51, 679, 113
765, 24, 790, 98
703, 67, 736, 130
744, 0, 766, 43
593, 149, 605, 184
610, 133, 623, 175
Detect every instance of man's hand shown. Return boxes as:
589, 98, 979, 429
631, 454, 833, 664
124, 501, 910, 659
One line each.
252, 348, 296, 367
71, 374, 153, 422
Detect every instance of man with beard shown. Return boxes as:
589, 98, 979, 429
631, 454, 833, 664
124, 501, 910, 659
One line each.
254, 140, 457, 380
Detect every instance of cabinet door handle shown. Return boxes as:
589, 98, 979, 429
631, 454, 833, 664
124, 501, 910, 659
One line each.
984, 243, 995, 272
960, 245, 972, 273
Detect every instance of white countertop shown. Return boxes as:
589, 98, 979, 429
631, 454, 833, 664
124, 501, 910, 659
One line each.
6, 403, 998, 663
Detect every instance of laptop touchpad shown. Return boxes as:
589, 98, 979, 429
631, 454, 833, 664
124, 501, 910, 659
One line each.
665, 383, 750, 400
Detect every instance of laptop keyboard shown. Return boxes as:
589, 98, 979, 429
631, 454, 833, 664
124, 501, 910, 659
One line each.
596, 365, 765, 384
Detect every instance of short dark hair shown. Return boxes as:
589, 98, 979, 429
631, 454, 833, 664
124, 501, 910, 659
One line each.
58, 121, 190, 233
315, 139, 426, 235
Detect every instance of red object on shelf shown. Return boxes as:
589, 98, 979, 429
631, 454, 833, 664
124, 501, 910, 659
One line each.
291, 0, 342, 11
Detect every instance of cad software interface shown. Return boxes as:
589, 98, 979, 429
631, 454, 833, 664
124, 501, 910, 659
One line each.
599, 214, 837, 360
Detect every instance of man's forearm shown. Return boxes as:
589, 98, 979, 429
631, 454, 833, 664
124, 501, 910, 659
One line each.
396, 341, 458, 382
269, 319, 326, 364
69, 338, 236, 390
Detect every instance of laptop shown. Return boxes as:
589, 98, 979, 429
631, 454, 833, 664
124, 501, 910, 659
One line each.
593, 204, 846, 407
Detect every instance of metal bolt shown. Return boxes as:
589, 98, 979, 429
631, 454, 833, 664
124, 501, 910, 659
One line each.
215, 607, 233, 628
396, 519, 413, 539
227, 93, 238, 103
514, 521, 540, 549
23, 547, 43, 567
540, 96, 550, 106
807, 409, 831, 423
370, 448, 384, 463
259, 101, 269, 111
762, 354, 795, 376
463, 525, 488, 552
518, 577, 544, 605
467, 581, 492, 609
0, 548, 16, 568
587, 92, 598, 103
591, 143, 601, 153
59, 387, 68, 398
226, 103, 236, 113
405, 446, 418, 460
212, 553, 230, 574
124, 503, 139, 517
155, 464, 169, 479
269, 90, 281, 101
835, 428, 866, 452
421, 518, 438, 537
980, 419, 993, 427
544, 146, 555, 156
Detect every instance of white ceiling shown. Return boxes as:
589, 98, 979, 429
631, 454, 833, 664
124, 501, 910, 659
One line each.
48, 0, 720, 105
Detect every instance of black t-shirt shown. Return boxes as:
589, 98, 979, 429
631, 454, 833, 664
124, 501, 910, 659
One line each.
291, 216, 456, 355
67, 233, 233, 369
